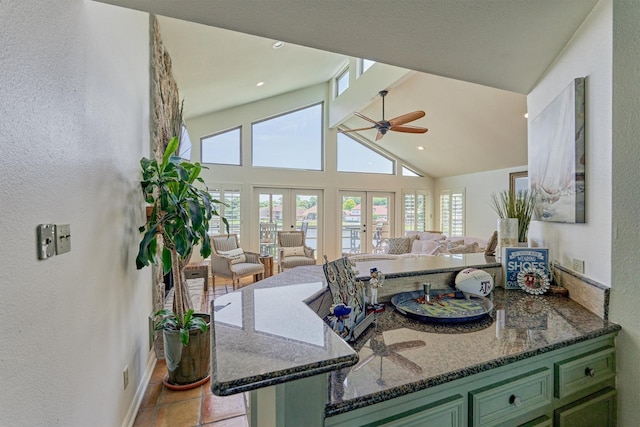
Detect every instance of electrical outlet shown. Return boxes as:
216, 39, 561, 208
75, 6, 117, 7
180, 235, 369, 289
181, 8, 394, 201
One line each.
572, 258, 585, 274
123, 366, 129, 390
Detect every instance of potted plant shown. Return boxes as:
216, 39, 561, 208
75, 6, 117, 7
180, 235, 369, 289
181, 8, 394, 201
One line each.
490, 189, 535, 244
137, 134, 227, 388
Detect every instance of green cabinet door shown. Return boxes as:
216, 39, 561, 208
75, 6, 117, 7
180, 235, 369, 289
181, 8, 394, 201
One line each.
554, 387, 616, 427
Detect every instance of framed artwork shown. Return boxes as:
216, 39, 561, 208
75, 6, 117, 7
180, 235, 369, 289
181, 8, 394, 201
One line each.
529, 77, 585, 223
509, 171, 528, 196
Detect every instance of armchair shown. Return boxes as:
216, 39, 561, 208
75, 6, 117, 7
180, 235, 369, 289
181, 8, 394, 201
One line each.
210, 234, 264, 292
277, 231, 316, 273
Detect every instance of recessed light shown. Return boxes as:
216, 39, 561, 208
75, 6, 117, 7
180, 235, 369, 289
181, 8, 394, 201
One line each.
524, 113, 529, 118
256, 81, 264, 87
272, 41, 284, 49
417, 146, 425, 151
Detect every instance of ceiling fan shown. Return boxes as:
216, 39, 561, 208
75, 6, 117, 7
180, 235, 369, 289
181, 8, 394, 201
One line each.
339, 90, 428, 141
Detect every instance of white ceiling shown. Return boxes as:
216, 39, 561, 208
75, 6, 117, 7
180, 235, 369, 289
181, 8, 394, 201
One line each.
96, 0, 600, 178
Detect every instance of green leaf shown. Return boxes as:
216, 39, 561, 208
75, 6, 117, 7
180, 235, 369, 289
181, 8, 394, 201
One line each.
161, 247, 172, 274
163, 137, 180, 166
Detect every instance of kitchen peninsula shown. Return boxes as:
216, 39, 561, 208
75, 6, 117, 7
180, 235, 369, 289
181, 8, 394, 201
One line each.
210, 255, 620, 426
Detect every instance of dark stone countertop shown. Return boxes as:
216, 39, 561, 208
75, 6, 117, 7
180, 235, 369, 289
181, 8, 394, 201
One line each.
209, 258, 620, 417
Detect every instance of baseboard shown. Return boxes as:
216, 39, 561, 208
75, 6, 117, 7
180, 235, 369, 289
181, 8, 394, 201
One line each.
122, 351, 157, 427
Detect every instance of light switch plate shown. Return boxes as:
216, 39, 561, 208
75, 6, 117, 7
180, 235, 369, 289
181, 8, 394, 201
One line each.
55, 224, 71, 255
37, 224, 56, 259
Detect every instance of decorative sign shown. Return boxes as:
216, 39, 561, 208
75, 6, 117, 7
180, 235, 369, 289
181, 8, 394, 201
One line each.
502, 248, 549, 290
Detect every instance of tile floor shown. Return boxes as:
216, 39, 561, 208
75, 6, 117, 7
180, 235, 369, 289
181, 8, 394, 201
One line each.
133, 275, 260, 427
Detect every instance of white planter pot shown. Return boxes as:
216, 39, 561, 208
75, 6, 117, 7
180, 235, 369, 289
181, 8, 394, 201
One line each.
497, 218, 518, 257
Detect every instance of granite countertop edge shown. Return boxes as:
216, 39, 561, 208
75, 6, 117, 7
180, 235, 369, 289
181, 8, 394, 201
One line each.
324, 323, 621, 417
212, 353, 359, 397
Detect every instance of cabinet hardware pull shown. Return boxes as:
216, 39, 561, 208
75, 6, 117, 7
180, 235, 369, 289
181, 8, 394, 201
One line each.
509, 394, 523, 407
585, 367, 596, 377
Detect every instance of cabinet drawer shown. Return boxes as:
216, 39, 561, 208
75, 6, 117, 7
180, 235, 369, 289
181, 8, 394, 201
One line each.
470, 367, 551, 427
519, 415, 552, 427
554, 346, 615, 399
364, 394, 464, 427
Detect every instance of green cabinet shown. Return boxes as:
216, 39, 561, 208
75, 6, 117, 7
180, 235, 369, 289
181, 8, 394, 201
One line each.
324, 334, 617, 427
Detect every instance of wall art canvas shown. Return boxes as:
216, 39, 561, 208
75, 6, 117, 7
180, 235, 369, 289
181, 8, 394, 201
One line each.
529, 77, 585, 223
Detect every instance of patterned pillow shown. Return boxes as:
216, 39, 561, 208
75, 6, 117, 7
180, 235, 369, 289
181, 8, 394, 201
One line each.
218, 248, 246, 264
387, 237, 412, 254
282, 246, 306, 257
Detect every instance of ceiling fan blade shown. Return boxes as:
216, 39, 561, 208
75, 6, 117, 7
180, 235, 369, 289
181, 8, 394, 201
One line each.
391, 125, 429, 134
338, 126, 376, 133
354, 112, 379, 125
388, 111, 426, 127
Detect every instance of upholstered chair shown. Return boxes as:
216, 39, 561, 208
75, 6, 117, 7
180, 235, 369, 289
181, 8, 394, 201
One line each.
277, 230, 316, 273
210, 234, 264, 292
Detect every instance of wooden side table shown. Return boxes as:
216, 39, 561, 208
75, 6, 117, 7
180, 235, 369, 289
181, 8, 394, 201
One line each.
183, 261, 210, 291
259, 255, 274, 278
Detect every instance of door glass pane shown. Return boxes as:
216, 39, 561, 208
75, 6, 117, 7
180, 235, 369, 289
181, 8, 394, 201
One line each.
296, 194, 318, 253
342, 195, 362, 254
258, 192, 283, 257
371, 196, 390, 253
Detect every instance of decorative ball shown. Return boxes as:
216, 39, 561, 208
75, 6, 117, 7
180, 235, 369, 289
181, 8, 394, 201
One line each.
454, 268, 494, 297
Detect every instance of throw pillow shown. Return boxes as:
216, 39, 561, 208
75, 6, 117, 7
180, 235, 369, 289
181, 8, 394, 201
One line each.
282, 246, 305, 257
387, 237, 411, 254
417, 231, 446, 241
448, 242, 480, 254
218, 247, 246, 264
410, 239, 423, 253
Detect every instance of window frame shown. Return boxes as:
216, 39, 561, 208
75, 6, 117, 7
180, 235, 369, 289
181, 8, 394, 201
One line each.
439, 188, 465, 237
208, 187, 242, 237
336, 131, 395, 175
200, 126, 242, 166
402, 165, 423, 177
335, 66, 350, 97
251, 102, 324, 171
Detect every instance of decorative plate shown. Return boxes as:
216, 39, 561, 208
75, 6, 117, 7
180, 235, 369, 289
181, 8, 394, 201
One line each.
517, 266, 550, 294
390, 290, 493, 323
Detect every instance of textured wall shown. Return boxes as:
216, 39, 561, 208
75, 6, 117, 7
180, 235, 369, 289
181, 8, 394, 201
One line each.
610, 1, 640, 426
0, 1, 151, 425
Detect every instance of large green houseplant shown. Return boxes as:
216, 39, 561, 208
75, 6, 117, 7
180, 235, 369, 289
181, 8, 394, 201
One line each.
137, 134, 227, 387
490, 189, 536, 243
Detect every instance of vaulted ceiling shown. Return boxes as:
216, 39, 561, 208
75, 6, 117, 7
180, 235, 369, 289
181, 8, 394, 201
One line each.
96, 0, 599, 178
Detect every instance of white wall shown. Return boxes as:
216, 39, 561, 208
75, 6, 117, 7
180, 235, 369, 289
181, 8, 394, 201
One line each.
528, 1, 640, 425
435, 166, 527, 239
187, 83, 435, 261
0, 2, 152, 426
526, 0, 612, 285
609, 1, 640, 426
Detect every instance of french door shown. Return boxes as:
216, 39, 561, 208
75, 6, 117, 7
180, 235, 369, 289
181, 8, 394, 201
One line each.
339, 191, 394, 255
255, 188, 322, 261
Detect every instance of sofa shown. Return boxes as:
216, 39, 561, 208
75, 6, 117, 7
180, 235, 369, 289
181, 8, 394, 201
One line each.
345, 230, 496, 262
